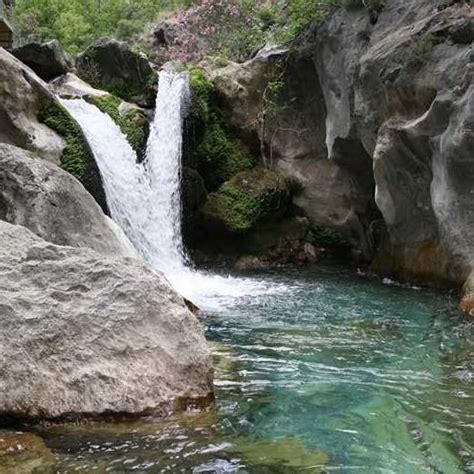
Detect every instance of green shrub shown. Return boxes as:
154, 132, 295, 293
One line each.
38, 101, 91, 179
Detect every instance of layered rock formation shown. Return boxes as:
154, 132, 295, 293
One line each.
0, 220, 213, 421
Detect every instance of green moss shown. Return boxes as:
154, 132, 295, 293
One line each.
188, 67, 257, 191
38, 101, 91, 179
86, 94, 148, 155
197, 124, 256, 190
203, 169, 291, 234
205, 182, 260, 233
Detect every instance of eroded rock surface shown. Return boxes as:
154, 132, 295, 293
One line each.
0, 143, 133, 257
0, 221, 213, 421
0, 48, 65, 164
208, 0, 474, 296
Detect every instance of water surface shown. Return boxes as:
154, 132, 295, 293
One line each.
39, 266, 473, 473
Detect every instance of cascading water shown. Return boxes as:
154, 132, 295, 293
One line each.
63, 71, 285, 309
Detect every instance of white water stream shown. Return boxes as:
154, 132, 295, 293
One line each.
62, 71, 285, 310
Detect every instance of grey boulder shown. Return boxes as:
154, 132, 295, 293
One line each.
0, 143, 134, 257
0, 221, 213, 421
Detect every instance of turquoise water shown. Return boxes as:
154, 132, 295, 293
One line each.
39, 266, 473, 472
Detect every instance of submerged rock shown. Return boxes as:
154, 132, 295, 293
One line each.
0, 143, 130, 257
76, 37, 157, 107
0, 221, 213, 421
11, 40, 71, 81
0, 431, 56, 473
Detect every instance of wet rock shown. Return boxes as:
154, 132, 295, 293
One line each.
0, 143, 133, 257
182, 166, 207, 246
0, 48, 65, 164
0, 431, 55, 473
11, 40, 71, 81
460, 274, 474, 318
76, 37, 157, 107
50, 72, 109, 100
0, 221, 213, 421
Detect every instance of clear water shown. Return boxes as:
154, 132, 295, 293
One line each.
37, 265, 473, 473
58, 73, 473, 472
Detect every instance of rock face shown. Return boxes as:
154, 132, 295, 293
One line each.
11, 40, 71, 81
0, 47, 65, 164
0, 220, 213, 421
0, 143, 132, 257
209, 0, 474, 297
211, 42, 378, 260
76, 37, 157, 107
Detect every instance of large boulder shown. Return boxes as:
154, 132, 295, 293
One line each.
202, 168, 292, 234
0, 220, 213, 421
76, 38, 157, 107
0, 143, 128, 256
11, 40, 71, 81
0, 47, 64, 163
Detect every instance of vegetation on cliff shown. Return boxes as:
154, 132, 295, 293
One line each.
188, 67, 256, 191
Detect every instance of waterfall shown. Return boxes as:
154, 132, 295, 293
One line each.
63, 71, 286, 309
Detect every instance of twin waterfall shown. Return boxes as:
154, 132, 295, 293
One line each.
63, 71, 278, 309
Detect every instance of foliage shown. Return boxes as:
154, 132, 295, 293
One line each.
188, 67, 257, 191
309, 225, 349, 248
38, 101, 91, 179
13, 0, 193, 54
85, 94, 148, 156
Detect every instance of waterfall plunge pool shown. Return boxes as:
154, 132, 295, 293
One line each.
36, 265, 473, 473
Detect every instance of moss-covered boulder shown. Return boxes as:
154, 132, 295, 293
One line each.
38, 100, 108, 213
85, 94, 149, 159
201, 168, 291, 234
76, 38, 157, 108
187, 67, 257, 192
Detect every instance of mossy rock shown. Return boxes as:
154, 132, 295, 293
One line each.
76, 38, 157, 108
85, 94, 149, 159
38, 100, 108, 213
0, 431, 56, 473
187, 67, 257, 191
202, 168, 292, 234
